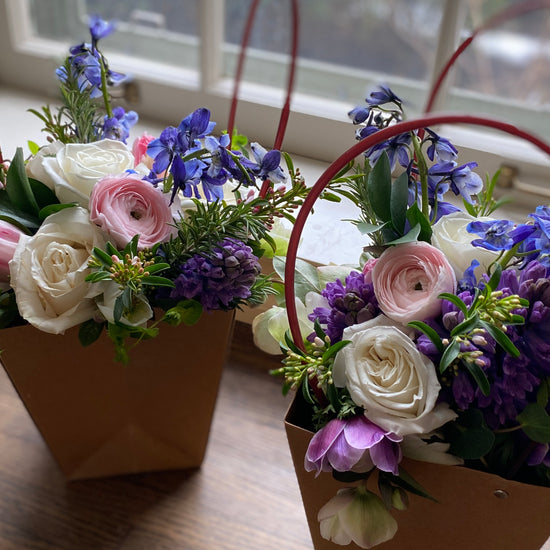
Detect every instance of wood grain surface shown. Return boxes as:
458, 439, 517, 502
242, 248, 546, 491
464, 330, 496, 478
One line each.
0, 322, 313, 550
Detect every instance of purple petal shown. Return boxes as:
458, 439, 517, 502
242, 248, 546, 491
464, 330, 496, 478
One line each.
369, 439, 402, 475
305, 418, 346, 471
343, 416, 385, 449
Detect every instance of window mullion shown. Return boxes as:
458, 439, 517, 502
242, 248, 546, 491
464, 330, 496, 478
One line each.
199, 0, 225, 91
426, 0, 467, 112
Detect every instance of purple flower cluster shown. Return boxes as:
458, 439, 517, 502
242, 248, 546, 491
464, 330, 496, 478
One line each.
419, 260, 550, 430
170, 238, 261, 311
310, 270, 379, 343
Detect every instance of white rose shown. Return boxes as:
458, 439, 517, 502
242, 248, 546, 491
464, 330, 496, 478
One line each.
38, 139, 136, 208
431, 211, 499, 280
333, 315, 456, 436
25, 141, 64, 184
9, 207, 108, 334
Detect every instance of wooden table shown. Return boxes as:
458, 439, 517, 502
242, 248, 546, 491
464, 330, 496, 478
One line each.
0, 323, 313, 550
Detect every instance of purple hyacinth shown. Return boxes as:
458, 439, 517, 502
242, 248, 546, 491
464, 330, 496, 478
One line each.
171, 238, 261, 311
305, 415, 403, 476
310, 270, 379, 343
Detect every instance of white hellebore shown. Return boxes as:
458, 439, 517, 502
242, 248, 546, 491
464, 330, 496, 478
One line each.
9, 207, 108, 334
29, 139, 136, 208
333, 315, 456, 437
431, 211, 499, 280
318, 487, 398, 548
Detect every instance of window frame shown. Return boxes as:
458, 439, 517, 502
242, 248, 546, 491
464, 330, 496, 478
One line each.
1, 0, 550, 207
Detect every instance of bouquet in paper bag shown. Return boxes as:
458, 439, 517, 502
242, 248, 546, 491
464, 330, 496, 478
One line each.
253, 85, 550, 548
0, 17, 307, 362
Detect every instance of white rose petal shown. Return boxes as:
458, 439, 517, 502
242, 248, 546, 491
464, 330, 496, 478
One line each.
333, 315, 457, 436
40, 139, 135, 208
431, 211, 499, 280
9, 207, 108, 334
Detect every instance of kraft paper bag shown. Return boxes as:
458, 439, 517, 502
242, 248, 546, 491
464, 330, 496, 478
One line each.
0, 310, 234, 480
285, 392, 550, 550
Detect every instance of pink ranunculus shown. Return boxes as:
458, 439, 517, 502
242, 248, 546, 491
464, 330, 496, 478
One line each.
0, 220, 25, 284
372, 241, 456, 324
132, 132, 156, 169
89, 173, 176, 249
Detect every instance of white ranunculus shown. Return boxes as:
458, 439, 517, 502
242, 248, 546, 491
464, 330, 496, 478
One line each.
96, 281, 153, 327
38, 139, 136, 208
333, 315, 456, 436
9, 207, 108, 334
431, 211, 499, 280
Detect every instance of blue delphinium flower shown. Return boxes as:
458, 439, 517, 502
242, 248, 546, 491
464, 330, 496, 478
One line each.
366, 84, 402, 107
171, 238, 261, 310
366, 132, 411, 170
467, 219, 534, 251
147, 126, 186, 174
250, 143, 286, 183
178, 108, 216, 150
425, 128, 458, 162
348, 106, 371, 125
102, 106, 138, 143
88, 15, 116, 50
170, 157, 205, 202
447, 162, 483, 203
310, 270, 379, 343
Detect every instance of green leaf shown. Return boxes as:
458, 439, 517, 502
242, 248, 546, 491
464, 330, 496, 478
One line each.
302, 378, 315, 405
84, 271, 112, 283
273, 256, 321, 301
517, 403, 550, 444
38, 203, 75, 221
439, 292, 468, 316
479, 320, 520, 357
141, 262, 170, 274
5, 148, 39, 216
439, 339, 460, 373
386, 223, 420, 245
405, 202, 432, 242
164, 299, 203, 326
537, 378, 550, 408
486, 262, 502, 292
367, 151, 392, 223
386, 467, 437, 502
27, 141, 40, 155
450, 312, 480, 337
114, 294, 124, 323
407, 320, 444, 353
141, 275, 175, 287
0, 189, 40, 233
356, 220, 387, 235
390, 171, 409, 234
28, 178, 59, 210
321, 339, 350, 362
78, 319, 105, 346
463, 358, 491, 396
92, 246, 116, 267
447, 408, 495, 459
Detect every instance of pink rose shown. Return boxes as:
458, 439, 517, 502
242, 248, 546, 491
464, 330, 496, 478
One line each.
132, 132, 155, 169
362, 258, 378, 284
0, 220, 24, 283
89, 173, 176, 249
372, 241, 456, 324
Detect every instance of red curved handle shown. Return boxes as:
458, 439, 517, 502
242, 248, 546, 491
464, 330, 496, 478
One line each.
284, 113, 550, 349
425, 0, 550, 114
227, 0, 299, 199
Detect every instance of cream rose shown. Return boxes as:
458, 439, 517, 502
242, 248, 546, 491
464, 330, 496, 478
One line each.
37, 139, 136, 208
372, 241, 456, 324
431, 211, 499, 280
9, 207, 108, 334
333, 316, 456, 436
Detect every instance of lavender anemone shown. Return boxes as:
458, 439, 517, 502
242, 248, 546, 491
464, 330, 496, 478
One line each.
310, 270, 379, 343
171, 238, 261, 311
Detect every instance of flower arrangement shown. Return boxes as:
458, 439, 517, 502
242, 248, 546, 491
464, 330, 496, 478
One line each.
0, 17, 308, 363
253, 85, 550, 548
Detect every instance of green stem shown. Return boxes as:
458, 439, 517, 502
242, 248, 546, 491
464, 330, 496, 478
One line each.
411, 135, 429, 219
99, 54, 113, 119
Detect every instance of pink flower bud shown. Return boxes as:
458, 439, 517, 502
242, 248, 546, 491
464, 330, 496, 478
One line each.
132, 132, 156, 169
0, 221, 25, 283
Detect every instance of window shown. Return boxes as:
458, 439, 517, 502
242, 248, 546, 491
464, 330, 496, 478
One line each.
1, 0, 550, 209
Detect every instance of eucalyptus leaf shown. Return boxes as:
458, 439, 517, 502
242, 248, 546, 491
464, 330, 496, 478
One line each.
447, 409, 495, 459
386, 223, 421, 245
273, 256, 321, 301
517, 403, 550, 444
406, 202, 432, 242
